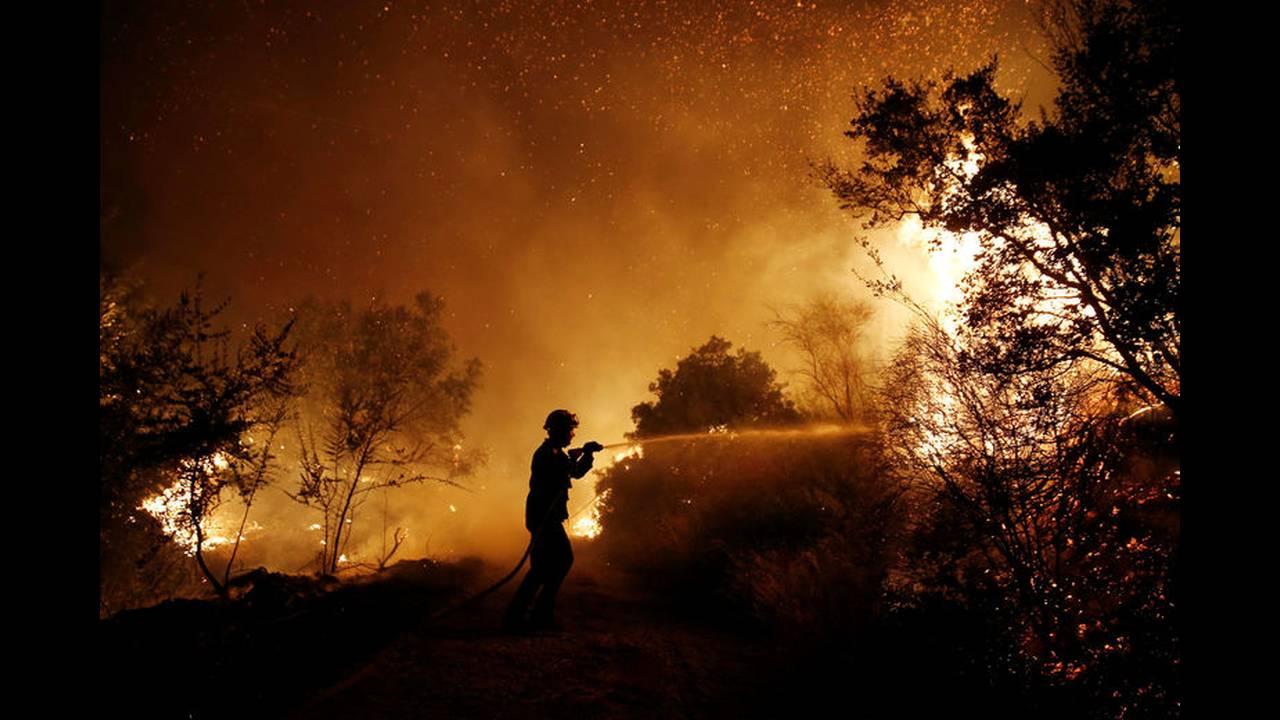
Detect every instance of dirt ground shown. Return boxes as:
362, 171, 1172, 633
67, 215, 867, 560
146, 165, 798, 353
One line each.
292, 553, 780, 719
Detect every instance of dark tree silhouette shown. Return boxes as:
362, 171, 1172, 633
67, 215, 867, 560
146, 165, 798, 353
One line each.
630, 336, 801, 439
100, 271, 300, 607
811, 2, 1180, 711
288, 293, 482, 574
819, 0, 1179, 418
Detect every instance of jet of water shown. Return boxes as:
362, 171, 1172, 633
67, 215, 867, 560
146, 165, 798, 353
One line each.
598, 423, 871, 451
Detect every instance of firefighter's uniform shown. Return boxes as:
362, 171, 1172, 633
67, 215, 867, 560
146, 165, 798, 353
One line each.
504, 438, 594, 628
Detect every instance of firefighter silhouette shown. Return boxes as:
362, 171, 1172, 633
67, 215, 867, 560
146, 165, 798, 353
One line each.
502, 409, 602, 631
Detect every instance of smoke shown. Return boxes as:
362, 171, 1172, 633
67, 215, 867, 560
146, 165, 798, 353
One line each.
105, 1, 1056, 570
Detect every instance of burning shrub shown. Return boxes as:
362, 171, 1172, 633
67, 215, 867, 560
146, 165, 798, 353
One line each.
100, 271, 300, 614
875, 316, 1180, 717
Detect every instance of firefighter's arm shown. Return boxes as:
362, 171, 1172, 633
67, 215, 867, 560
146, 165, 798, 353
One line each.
568, 441, 604, 478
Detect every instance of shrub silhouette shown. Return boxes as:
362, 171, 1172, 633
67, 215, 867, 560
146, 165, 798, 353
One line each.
597, 430, 900, 647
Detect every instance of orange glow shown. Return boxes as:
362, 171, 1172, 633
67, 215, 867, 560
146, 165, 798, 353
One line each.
570, 515, 603, 539
569, 488, 611, 540
139, 453, 259, 556
105, 0, 1059, 570
895, 215, 983, 333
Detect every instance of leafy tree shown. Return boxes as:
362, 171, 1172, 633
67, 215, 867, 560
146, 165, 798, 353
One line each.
819, 0, 1179, 418
288, 293, 482, 574
100, 272, 300, 607
630, 336, 801, 439
769, 294, 877, 423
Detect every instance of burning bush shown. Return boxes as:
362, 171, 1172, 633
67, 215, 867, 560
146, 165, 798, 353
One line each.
873, 316, 1180, 717
100, 271, 300, 614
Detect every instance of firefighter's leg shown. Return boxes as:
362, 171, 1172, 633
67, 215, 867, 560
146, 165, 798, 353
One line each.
530, 524, 574, 626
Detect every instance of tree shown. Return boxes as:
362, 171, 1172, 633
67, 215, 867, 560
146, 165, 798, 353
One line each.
288, 293, 482, 574
811, 2, 1179, 709
819, 0, 1179, 418
218, 397, 291, 587
629, 336, 801, 439
100, 272, 300, 606
769, 294, 877, 423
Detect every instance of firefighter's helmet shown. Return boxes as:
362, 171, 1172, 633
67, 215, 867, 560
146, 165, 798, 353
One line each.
543, 409, 580, 432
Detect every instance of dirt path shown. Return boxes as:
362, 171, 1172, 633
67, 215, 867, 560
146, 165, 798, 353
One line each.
293, 558, 776, 719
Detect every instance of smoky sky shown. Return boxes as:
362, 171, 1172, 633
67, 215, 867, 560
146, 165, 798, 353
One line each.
102, 0, 1056, 561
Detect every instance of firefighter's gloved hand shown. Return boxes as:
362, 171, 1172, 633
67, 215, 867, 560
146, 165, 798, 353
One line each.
582, 441, 604, 454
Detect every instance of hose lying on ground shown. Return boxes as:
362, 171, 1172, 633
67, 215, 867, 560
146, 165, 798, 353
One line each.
425, 483, 603, 622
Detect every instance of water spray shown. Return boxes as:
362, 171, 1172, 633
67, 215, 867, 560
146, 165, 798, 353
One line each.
596, 422, 870, 451
428, 423, 872, 622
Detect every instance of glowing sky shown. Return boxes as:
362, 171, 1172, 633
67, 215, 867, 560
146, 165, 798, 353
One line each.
102, 0, 1057, 561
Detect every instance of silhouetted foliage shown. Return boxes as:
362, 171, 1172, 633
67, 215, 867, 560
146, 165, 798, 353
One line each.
630, 336, 801, 439
218, 397, 292, 587
600, 340, 899, 646
288, 293, 483, 574
598, 431, 899, 642
878, 314, 1177, 715
100, 271, 301, 610
806, 2, 1179, 714
819, 0, 1179, 418
101, 557, 483, 718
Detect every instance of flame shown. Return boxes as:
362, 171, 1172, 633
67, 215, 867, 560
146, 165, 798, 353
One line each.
612, 445, 644, 463
896, 183, 1090, 340
570, 514, 603, 539
138, 453, 255, 556
1123, 404, 1165, 423
893, 133, 987, 333
569, 488, 610, 540
895, 216, 982, 335
891, 139, 1115, 463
